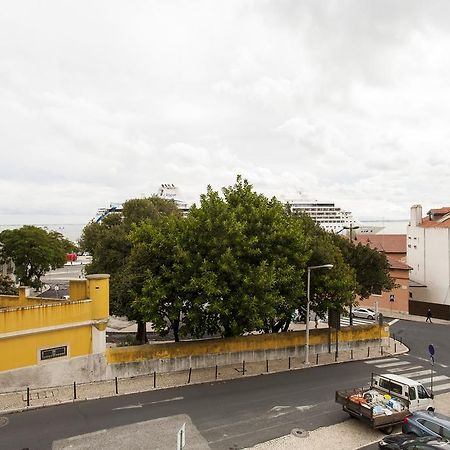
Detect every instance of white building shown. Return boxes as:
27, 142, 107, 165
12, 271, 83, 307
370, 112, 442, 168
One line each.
407, 205, 450, 305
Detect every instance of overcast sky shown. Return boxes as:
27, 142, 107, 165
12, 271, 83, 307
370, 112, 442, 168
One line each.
1, 1, 449, 224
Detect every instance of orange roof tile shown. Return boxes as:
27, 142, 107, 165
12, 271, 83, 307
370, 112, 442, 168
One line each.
386, 255, 411, 270
419, 206, 450, 228
355, 234, 407, 253
428, 207, 450, 215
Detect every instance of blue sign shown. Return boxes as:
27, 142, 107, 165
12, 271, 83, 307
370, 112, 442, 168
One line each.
429, 344, 435, 356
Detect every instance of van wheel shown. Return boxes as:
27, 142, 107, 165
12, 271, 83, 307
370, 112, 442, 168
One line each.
381, 426, 393, 435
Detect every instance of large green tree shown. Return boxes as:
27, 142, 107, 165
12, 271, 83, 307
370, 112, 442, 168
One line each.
295, 214, 357, 319
79, 197, 181, 343
330, 233, 395, 300
130, 215, 189, 342
0, 274, 18, 295
0, 226, 73, 289
178, 177, 312, 337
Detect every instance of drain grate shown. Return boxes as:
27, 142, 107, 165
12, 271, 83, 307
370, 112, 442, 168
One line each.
0, 417, 9, 428
291, 428, 309, 438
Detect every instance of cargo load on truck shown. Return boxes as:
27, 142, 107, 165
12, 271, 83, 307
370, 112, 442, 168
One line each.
336, 373, 434, 434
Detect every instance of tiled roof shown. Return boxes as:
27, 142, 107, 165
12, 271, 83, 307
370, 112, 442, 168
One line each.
420, 212, 450, 228
386, 255, 411, 270
355, 234, 407, 253
428, 207, 450, 215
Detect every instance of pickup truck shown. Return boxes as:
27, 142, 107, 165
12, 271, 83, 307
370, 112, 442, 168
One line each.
336, 373, 434, 434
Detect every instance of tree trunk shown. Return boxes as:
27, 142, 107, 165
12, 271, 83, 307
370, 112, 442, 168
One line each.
173, 318, 180, 342
136, 319, 148, 344
282, 319, 290, 332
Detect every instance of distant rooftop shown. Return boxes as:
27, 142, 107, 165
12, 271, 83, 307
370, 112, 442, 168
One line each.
355, 234, 407, 254
420, 207, 450, 228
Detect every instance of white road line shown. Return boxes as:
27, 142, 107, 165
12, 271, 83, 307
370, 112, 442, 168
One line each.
386, 365, 422, 373
365, 358, 400, 365
397, 370, 432, 378
375, 361, 410, 368
388, 319, 400, 326
112, 404, 143, 410
431, 383, 450, 392
416, 375, 449, 384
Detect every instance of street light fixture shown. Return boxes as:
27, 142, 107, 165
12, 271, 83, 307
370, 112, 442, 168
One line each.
305, 264, 334, 364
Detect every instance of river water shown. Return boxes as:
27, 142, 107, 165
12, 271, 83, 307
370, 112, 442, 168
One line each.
0, 220, 410, 244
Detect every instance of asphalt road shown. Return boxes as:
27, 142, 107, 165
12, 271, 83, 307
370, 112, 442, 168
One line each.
390, 318, 450, 368
1, 360, 373, 450
2, 318, 448, 450
359, 318, 450, 450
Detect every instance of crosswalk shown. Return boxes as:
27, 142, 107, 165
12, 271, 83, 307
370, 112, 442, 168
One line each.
364, 357, 450, 394
321, 315, 375, 327
340, 316, 375, 327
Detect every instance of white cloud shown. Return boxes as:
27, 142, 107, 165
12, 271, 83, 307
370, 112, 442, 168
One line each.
1, 0, 450, 229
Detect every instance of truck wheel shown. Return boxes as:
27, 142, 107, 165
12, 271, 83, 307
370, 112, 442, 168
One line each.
381, 426, 393, 435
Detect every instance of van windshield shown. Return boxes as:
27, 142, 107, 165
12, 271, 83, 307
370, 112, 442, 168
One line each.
417, 385, 431, 399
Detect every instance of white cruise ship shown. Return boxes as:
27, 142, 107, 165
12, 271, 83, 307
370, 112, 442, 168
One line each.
94, 184, 190, 223
286, 198, 383, 235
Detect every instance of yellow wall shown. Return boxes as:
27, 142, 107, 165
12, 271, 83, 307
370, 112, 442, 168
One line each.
0, 274, 109, 372
0, 327, 92, 372
107, 324, 388, 364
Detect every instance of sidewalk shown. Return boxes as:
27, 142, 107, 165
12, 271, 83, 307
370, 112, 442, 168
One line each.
379, 310, 450, 326
0, 338, 406, 414
249, 391, 450, 450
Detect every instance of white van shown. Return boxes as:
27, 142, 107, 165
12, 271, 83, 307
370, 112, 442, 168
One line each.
372, 373, 435, 412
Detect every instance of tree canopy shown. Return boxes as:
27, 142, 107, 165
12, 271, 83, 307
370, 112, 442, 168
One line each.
330, 233, 395, 299
0, 226, 73, 289
80, 176, 397, 344
79, 196, 181, 343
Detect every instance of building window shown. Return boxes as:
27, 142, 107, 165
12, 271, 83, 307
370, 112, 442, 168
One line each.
40, 346, 68, 361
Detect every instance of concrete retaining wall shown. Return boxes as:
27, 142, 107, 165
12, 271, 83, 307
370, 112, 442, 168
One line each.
0, 324, 389, 392
106, 324, 389, 378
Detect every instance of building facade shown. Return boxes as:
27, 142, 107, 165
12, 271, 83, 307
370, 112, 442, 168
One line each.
0, 274, 109, 391
355, 234, 410, 313
407, 205, 450, 305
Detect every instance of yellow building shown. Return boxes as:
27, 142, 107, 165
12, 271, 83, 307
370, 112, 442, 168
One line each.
0, 275, 109, 378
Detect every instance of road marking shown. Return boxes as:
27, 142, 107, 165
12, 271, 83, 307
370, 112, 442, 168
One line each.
144, 396, 184, 405
388, 319, 400, 326
431, 383, 450, 392
416, 375, 449, 384
295, 405, 314, 412
113, 396, 184, 411
387, 365, 422, 373
375, 361, 410, 368
397, 370, 432, 378
365, 358, 400, 364
112, 404, 143, 410
409, 355, 448, 369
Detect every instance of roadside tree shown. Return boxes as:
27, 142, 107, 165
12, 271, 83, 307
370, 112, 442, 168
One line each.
330, 234, 395, 300
79, 197, 181, 344
0, 274, 18, 295
180, 177, 312, 337
296, 214, 357, 320
0, 226, 72, 289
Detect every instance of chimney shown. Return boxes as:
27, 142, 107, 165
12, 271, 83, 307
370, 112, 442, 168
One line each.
410, 205, 423, 226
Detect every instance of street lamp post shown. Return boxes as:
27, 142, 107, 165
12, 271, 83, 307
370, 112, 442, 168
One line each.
305, 264, 334, 364
338, 225, 359, 325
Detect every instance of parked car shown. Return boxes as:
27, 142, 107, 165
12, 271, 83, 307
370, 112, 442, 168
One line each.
351, 307, 376, 320
379, 434, 450, 449
403, 411, 450, 439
